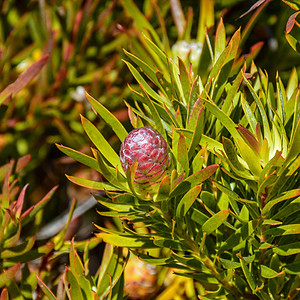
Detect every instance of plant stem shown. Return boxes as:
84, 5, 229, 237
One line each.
157, 205, 249, 299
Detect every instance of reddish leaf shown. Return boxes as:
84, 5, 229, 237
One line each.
239, 0, 271, 19
0, 55, 49, 103
170, 0, 186, 37
0, 263, 21, 288
14, 184, 29, 219
236, 125, 260, 154
0, 288, 8, 300
286, 11, 300, 33
21, 185, 59, 224
15, 155, 31, 173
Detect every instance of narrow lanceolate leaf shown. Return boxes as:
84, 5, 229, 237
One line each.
197, 0, 214, 45
21, 185, 58, 225
0, 55, 49, 104
81, 115, 121, 169
178, 57, 191, 104
86, 93, 128, 141
96, 233, 157, 248
222, 137, 245, 171
260, 265, 284, 279
67, 175, 120, 191
139, 86, 167, 141
219, 220, 258, 254
123, 49, 160, 87
56, 144, 100, 172
269, 242, 300, 256
36, 276, 57, 300
188, 103, 204, 160
200, 97, 241, 142
170, 0, 185, 37
176, 185, 202, 220
273, 196, 300, 219
0, 263, 20, 288
64, 267, 84, 300
1, 237, 35, 258
284, 262, 300, 275
177, 133, 189, 175
123, 60, 169, 105
236, 125, 260, 154
237, 253, 256, 293
154, 175, 171, 202
262, 188, 300, 216
121, 0, 163, 50
242, 74, 271, 141
94, 150, 128, 191
214, 18, 226, 62
202, 210, 229, 235
170, 164, 218, 197
264, 224, 300, 236
286, 118, 300, 165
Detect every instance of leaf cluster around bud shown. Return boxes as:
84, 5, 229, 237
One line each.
58, 1, 300, 299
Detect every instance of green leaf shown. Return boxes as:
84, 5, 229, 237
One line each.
123, 49, 160, 87
97, 244, 120, 297
242, 73, 271, 141
154, 175, 171, 202
123, 60, 169, 105
241, 93, 258, 134
177, 133, 189, 175
36, 276, 57, 300
270, 242, 300, 256
81, 115, 121, 169
153, 238, 189, 251
0, 263, 20, 289
188, 103, 204, 160
219, 258, 241, 269
6, 242, 54, 263
67, 175, 120, 191
64, 267, 84, 300
176, 185, 202, 221
170, 164, 218, 197
219, 220, 258, 254
262, 189, 300, 216
121, 0, 163, 50
178, 57, 191, 104
86, 93, 128, 142
284, 262, 300, 275
69, 241, 94, 299
97, 233, 157, 248
53, 198, 77, 251
156, 70, 175, 100
237, 139, 262, 178
285, 32, 300, 53
0, 237, 35, 258
197, 0, 214, 45
200, 97, 241, 142
95, 150, 128, 191
139, 85, 167, 140
273, 196, 300, 219
214, 18, 226, 62
260, 265, 284, 279
238, 253, 256, 293
264, 224, 300, 236
222, 137, 245, 171
57, 144, 100, 172
202, 210, 229, 235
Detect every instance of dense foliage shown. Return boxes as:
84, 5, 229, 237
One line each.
0, 0, 300, 299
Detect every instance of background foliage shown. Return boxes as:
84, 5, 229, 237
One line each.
0, 0, 299, 299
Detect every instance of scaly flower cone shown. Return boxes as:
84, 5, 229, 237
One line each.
120, 127, 171, 200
